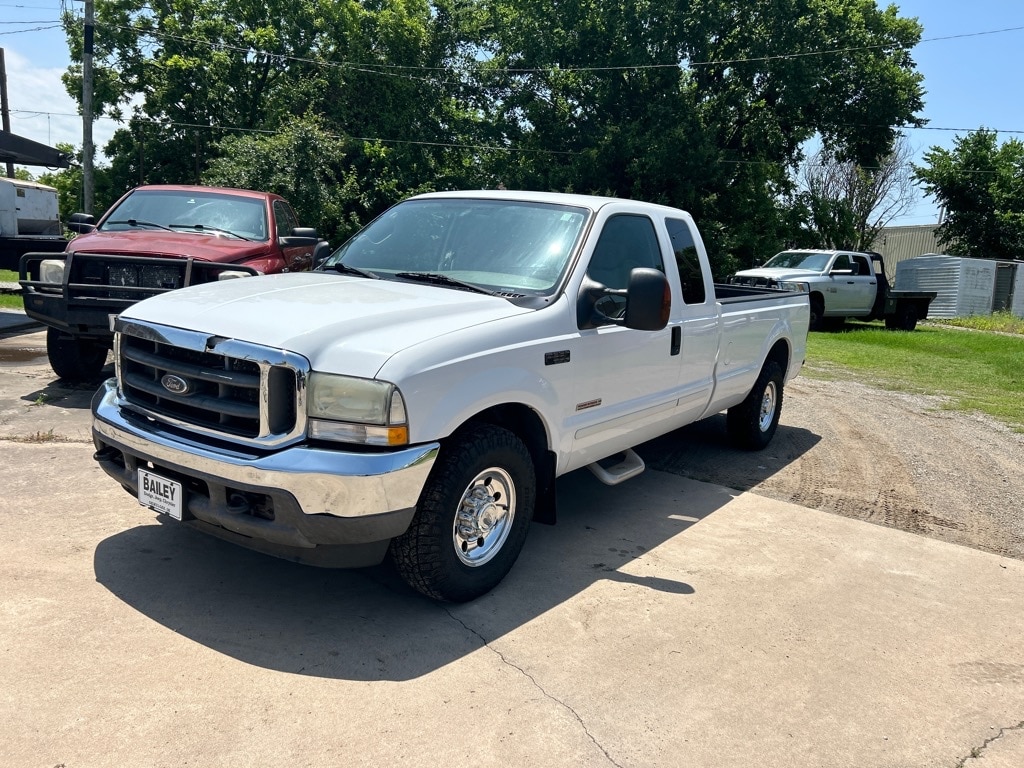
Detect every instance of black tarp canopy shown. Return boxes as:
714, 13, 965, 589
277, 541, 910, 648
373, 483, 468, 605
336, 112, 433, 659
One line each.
0, 131, 71, 168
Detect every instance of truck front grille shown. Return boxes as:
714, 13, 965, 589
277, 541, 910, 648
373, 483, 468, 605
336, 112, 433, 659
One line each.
116, 322, 307, 446
730, 275, 773, 288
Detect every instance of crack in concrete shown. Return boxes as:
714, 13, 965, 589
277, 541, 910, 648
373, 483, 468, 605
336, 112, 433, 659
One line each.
445, 608, 624, 768
955, 720, 1024, 767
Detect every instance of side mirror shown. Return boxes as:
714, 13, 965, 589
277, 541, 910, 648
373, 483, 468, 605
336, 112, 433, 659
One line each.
312, 241, 332, 269
577, 267, 670, 331
279, 227, 320, 247
66, 212, 96, 234
624, 268, 671, 331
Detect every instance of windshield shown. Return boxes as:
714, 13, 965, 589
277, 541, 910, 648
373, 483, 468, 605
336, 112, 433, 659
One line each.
762, 251, 832, 271
322, 198, 589, 296
99, 189, 269, 241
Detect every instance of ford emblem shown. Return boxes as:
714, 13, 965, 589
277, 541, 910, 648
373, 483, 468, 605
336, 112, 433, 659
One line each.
161, 374, 191, 395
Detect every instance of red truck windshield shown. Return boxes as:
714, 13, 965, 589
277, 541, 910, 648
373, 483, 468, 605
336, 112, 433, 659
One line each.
99, 189, 269, 242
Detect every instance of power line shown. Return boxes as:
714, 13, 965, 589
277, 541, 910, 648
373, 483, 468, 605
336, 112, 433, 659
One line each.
0, 23, 61, 35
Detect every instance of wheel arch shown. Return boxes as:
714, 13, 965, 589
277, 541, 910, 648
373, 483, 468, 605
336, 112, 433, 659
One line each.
455, 403, 558, 525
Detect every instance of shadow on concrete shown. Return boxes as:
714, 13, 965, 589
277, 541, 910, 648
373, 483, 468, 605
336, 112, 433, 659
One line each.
19, 374, 110, 411
94, 417, 818, 681
638, 418, 822, 493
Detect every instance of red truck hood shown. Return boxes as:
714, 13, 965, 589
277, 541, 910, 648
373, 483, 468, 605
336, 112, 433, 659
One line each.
68, 230, 274, 263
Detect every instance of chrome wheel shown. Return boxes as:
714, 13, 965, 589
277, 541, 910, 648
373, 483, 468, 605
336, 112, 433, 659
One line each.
758, 381, 778, 432
453, 467, 516, 567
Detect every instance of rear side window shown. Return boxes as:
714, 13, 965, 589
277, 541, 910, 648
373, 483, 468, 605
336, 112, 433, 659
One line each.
666, 218, 706, 305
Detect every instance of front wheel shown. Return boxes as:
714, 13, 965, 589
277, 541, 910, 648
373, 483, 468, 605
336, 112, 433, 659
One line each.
390, 424, 536, 602
808, 295, 825, 331
727, 360, 784, 451
46, 327, 109, 382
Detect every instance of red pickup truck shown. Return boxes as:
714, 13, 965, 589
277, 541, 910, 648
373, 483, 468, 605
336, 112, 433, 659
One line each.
20, 185, 328, 381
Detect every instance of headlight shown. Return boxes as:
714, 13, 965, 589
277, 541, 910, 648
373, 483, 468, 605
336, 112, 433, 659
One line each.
217, 270, 253, 281
40, 259, 67, 284
307, 373, 409, 446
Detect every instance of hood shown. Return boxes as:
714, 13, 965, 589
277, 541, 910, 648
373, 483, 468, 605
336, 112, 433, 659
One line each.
120, 272, 532, 378
733, 267, 821, 281
69, 229, 273, 262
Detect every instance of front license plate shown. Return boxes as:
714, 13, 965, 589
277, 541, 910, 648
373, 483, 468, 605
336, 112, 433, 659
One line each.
138, 468, 183, 520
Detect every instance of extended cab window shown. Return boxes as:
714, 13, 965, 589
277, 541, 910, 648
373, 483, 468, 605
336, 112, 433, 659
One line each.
665, 218, 706, 305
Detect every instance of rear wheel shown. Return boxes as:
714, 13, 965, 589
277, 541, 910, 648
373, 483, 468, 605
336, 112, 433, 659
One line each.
46, 327, 109, 382
727, 360, 784, 451
885, 303, 918, 331
390, 424, 536, 602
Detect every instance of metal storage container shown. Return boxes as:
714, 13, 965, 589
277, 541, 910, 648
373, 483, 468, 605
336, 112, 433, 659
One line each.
894, 255, 1001, 318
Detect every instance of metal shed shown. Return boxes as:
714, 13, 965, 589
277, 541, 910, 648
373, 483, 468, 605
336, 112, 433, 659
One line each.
1012, 265, 1024, 317
893, 255, 1021, 318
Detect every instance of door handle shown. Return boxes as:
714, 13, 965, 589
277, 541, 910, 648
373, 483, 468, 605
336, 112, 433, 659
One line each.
670, 326, 681, 356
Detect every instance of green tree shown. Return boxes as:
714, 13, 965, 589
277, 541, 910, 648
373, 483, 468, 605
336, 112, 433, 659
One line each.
475, 0, 924, 267
203, 116, 356, 243
914, 129, 1024, 260
61, 0, 483, 218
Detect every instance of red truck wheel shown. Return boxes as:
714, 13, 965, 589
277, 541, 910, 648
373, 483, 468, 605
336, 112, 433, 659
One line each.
46, 327, 109, 383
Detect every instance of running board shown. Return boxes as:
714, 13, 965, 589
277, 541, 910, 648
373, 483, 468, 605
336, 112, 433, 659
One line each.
587, 448, 646, 486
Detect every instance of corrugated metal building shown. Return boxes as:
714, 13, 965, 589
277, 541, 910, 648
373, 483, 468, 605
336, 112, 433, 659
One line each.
870, 224, 943, 278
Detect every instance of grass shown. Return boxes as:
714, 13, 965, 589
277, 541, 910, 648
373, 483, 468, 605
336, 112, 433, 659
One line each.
805, 319, 1024, 430
930, 310, 1024, 335
0, 269, 22, 310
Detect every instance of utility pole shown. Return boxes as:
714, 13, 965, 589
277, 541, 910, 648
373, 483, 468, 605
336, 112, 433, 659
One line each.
83, 0, 95, 213
0, 48, 15, 178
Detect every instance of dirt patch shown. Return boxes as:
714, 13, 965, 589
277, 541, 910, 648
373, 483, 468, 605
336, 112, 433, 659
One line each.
640, 375, 1024, 560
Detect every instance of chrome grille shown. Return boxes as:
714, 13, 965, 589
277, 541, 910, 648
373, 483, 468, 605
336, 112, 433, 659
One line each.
116, 320, 307, 447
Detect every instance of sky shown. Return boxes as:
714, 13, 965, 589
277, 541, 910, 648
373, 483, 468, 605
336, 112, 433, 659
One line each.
2, 0, 1023, 226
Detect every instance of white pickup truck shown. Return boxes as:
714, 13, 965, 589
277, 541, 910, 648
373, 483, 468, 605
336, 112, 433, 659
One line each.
731, 249, 935, 330
91, 190, 809, 601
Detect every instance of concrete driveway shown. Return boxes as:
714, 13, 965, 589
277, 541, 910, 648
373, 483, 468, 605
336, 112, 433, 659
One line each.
2, 322, 1023, 767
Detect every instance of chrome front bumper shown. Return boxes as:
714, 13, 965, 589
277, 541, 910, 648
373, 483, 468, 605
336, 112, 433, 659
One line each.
92, 379, 439, 564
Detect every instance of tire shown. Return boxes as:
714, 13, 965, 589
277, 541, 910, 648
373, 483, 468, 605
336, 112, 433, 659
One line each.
885, 304, 918, 331
809, 295, 825, 331
389, 424, 536, 602
46, 327, 109, 382
727, 360, 784, 451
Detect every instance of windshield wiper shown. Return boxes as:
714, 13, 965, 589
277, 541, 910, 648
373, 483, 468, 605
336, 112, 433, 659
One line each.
105, 219, 174, 232
331, 263, 380, 279
167, 223, 253, 241
394, 272, 495, 295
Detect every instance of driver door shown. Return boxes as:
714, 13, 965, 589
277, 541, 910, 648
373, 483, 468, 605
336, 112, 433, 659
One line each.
274, 200, 314, 272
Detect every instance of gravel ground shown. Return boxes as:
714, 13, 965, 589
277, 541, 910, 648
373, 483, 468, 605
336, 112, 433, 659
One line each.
2, 325, 1023, 560
639, 373, 1024, 560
